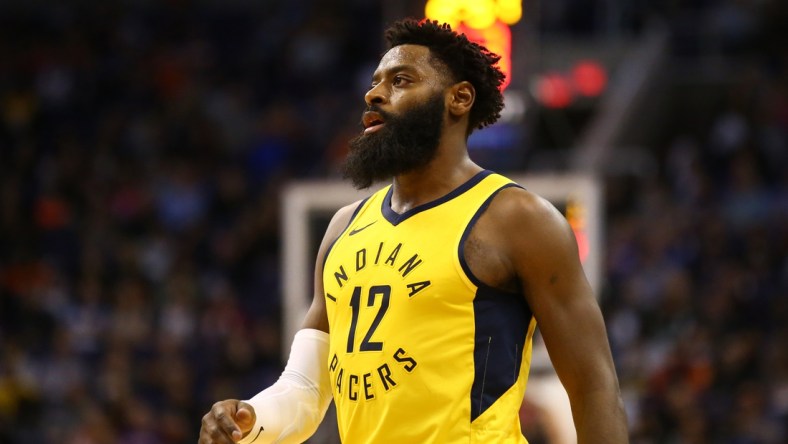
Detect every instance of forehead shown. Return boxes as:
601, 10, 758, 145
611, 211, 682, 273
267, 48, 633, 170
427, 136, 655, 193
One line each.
374, 44, 445, 79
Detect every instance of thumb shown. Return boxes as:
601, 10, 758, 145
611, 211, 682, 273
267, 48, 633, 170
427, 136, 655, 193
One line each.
233, 402, 256, 440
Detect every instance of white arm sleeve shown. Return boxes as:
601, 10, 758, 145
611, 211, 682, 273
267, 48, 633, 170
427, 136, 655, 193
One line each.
238, 328, 332, 444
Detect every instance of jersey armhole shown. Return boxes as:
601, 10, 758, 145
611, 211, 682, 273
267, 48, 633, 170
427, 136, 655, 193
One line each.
321, 197, 369, 272
457, 183, 522, 290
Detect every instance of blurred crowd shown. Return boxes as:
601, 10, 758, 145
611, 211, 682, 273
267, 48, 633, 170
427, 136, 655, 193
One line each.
0, 2, 382, 442
600, 1, 788, 442
0, 1, 785, 443
604, 69, 788, 442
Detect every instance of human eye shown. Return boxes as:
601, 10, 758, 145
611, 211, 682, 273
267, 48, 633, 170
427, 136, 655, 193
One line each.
392, 75, 409, 86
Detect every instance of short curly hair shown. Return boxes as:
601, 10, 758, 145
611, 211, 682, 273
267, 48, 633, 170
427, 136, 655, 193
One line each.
384, 19, 506, 134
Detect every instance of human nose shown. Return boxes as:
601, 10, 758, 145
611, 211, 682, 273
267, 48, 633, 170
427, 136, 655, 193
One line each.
364, 83, 387, 106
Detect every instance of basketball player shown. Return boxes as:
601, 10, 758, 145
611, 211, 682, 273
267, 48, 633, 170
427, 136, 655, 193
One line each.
200, 19, 628, 443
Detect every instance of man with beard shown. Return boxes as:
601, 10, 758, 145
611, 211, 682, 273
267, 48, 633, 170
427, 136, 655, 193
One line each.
200, 19, 628, 444
341, 91, 445, 189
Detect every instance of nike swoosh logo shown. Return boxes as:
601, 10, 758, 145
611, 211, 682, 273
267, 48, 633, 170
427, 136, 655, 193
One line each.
348, 221, 377, 236
250, 425, 264, 441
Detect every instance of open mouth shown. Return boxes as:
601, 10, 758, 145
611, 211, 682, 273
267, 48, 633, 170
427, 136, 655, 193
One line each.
362, 111, 386, 134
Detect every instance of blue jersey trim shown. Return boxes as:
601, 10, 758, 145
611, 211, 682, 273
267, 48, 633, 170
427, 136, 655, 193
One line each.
454, 181, 531, 420
381, 170, 494, 226
470, 285, 533, 421
458, 183, 522, 288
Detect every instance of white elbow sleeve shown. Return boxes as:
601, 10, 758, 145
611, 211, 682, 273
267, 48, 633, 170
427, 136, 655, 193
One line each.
238, 329, 332, 444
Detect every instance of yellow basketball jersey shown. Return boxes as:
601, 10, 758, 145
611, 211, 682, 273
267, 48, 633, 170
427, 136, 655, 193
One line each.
322, 171, 538, 443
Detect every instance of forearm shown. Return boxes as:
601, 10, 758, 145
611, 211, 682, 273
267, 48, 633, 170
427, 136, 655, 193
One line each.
240, 329, 333, 444
571, 388, 629, 444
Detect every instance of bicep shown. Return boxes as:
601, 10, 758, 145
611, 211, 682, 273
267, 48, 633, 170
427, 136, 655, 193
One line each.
501, 191, 617, 398
526, 267, 614, 398
300, 201, 361, 333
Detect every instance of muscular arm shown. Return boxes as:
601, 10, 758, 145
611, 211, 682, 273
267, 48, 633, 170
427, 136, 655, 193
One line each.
476, 187, 628, 443
199, 201, 360, 444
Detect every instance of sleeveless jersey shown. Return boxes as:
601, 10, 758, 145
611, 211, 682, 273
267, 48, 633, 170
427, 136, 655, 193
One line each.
322, 170, 538, 443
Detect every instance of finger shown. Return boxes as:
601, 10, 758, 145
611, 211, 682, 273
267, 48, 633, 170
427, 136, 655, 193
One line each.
211, 403, 242, 440
233, 408, 254, 441
232, 411, 248, 441
201, 411, 236, 444
200, 421, 235, 444
235, 406, 253, 427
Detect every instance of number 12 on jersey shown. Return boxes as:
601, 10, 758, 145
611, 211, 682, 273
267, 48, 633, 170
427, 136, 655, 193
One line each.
347, 285, 391, 353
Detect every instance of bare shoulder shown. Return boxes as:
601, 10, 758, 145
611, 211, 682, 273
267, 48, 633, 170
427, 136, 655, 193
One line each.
484, 186, 570, 237
316, 197, 369, 268
465, 186, 573, 291
491, 185, 557, 218
481, 185, 581, 284
323, 199, 365, 244
483, 185, 587, 298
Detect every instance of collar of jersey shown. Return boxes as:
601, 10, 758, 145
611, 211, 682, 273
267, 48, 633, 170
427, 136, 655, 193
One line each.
381, 169, 493, 226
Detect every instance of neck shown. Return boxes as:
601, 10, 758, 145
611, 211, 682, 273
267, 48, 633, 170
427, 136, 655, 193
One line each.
389, 135, 482, 214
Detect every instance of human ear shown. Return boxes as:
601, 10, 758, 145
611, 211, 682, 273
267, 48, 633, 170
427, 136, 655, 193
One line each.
447, 81, 475, 117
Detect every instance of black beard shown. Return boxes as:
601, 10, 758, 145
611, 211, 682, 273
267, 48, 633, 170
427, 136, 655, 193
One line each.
341, 93, 445, 189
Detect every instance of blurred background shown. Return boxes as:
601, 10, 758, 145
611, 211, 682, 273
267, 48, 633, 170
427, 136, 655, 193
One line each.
0, 0, 786, 443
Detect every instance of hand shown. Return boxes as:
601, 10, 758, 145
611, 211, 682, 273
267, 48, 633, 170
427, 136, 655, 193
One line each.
199, 399, 256, 443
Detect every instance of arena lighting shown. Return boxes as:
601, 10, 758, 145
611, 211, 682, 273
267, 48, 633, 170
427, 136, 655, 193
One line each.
425, 0, 523, 91
565, 198, 590, 263
571, 60, 608, 97
455, 22, 512, 91
533, 72, 573, 109
425, 0, 522, 29
532, 60, 608, 108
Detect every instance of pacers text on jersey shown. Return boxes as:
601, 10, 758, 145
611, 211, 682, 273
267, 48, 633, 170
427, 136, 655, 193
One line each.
329, 347, 418, 402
